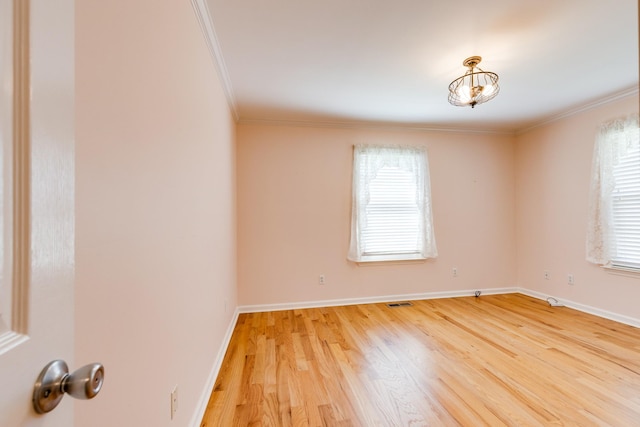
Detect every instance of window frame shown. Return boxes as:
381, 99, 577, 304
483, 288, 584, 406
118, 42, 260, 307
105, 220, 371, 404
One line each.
347, 144, 437, 263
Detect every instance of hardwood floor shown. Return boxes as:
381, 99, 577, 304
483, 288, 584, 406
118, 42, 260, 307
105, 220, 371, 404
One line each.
200, 294, 640, 426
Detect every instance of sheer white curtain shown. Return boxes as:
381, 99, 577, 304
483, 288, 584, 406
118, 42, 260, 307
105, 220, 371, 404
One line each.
348, 144, 438, 262
586, 114, 640, 265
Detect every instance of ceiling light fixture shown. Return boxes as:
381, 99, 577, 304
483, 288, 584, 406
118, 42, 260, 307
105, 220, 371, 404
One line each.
448, 56, 499, 108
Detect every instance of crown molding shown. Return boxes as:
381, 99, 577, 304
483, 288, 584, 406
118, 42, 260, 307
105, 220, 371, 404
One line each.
190, 0, 239, 121
185, 4, 637, 134
237, 117, 516, 136
518, 85, 639, 134
237, 85, 639, 135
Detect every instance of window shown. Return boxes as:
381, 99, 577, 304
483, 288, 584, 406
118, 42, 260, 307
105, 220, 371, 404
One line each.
348, 145, 437, 262
586, 114, 640, 269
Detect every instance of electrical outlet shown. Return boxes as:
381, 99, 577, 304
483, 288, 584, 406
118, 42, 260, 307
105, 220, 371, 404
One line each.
319, 274, 325, 285
171, 385, 178, 420
544, 271, 550, 280
568, 274, 575, 285
452, 267, 458, 277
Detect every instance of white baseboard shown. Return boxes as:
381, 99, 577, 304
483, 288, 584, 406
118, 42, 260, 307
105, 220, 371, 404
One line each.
239, 288, 640, 328
238, 287, 520, 313
189, 308, 240, 427
191, 286, 639, 425
517, 287, 640, 328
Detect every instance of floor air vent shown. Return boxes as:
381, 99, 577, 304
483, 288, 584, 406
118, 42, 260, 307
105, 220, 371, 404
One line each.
386, 302, 413, 308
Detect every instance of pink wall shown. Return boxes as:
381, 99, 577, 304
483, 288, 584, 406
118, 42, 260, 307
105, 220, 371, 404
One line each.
237, 124, 516, 306
515, 94, 640, 319
75, 1, 236, 426
71, 1, 638, 422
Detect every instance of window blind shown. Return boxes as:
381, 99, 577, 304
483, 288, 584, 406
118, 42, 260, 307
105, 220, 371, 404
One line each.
361, 165, 422, 255
611, 143, 640, 269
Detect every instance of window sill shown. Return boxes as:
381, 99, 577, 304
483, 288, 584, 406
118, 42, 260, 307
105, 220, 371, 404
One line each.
352, 253, 428, 266
604, 264, 640, 278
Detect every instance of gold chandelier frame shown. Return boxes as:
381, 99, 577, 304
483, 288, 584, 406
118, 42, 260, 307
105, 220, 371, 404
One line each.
448, 56, 499, 108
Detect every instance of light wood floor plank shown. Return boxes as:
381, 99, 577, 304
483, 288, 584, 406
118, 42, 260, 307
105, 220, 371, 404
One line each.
200, 294, 640, 426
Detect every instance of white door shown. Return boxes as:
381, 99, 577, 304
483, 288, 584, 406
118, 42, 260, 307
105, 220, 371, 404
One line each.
0, 0, 75, 426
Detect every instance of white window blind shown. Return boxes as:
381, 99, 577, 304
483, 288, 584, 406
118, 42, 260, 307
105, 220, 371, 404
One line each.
348, 145, 437, 262
611, 141, 640, 268
363, 165, 421, 255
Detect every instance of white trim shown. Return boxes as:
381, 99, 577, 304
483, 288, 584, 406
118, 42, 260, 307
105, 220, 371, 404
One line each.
236, 86, 639, 134
604, 265, 640, 278
517, 288, 640, 329
237, 117, 514, 135
518, 85, 639, 134
240, 287, 640, 327
356, 254, 427, 264
189, 307, 241, 427
238, 287, 519, 313
189, 0, 239, 121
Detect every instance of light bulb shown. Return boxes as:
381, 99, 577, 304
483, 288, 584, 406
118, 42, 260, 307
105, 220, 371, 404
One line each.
482, 84, 495, 97
457, 85, 471, 103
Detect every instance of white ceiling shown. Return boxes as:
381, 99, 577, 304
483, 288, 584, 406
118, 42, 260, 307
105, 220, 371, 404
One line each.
205, 0, 639, 132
